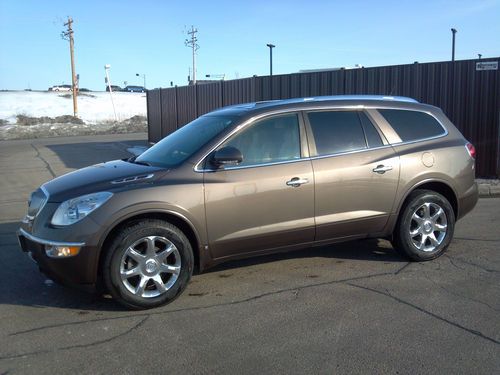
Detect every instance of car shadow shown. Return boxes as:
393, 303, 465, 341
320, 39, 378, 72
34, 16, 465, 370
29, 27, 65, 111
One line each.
44, 139, 148, 170
0, 220, 404, 312
205, 238, 404, 274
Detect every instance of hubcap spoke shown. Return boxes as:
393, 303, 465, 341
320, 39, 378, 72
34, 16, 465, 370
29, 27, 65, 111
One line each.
160, 264, 181, 275
412, 212, 424, 224
431, 208, 444, 222
152, 275, 167, 293
145, 237, 157, 257
435, 223, 447, 231
419, 234, 428, 249
127, 247, 145, 262
409, 227, 421, 236
428, 233, 439, 246
120, 266, 140, 280
155, 244, 175, 263
135, 275, 149, 296
422, 203, 431, 219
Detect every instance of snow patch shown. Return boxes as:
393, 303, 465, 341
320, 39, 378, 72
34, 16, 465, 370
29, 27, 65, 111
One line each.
0, 91, 146, 124
0, 91, 148, 140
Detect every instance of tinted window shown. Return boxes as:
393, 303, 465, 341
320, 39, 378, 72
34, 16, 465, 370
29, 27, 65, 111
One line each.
224, 114, 300, 166
307, 111, 367, 156
359, 112, 384, 148
378, 109, 445, 142
137, 115, 237, 168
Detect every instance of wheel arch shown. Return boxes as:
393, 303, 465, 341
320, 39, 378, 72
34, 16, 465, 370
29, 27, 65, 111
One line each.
397, 179, 458, 220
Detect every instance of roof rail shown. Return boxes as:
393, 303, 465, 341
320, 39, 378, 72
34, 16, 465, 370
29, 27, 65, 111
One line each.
301, 95, 418, 103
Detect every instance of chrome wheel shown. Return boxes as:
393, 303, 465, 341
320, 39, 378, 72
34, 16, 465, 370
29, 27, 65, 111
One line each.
119, 236, 181, 298
408, 202, 448, 252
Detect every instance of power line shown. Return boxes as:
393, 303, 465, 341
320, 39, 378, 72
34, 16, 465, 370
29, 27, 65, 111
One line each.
185, 26, 199, 85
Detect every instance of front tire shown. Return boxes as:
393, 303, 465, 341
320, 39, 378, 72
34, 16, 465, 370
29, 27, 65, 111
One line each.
393, 190, 455, 261
103, 219, 193, 309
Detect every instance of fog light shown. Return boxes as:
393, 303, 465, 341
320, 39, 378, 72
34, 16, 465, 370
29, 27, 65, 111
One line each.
45, 245, 81, 258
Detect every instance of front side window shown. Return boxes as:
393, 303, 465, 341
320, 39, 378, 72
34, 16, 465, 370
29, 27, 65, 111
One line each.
136, 115, 238, 168
223, 113, 301, 167
378, 109, 445, 142
307, 111, 368, 156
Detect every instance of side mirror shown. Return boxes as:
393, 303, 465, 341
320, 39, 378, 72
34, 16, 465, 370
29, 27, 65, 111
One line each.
211, 146, 243, 167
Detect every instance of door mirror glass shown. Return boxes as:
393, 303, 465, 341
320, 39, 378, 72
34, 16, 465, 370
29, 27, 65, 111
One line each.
212, 146, 243, 166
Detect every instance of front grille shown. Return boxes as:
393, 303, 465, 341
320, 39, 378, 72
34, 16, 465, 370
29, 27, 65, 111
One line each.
28, 188, 48, 218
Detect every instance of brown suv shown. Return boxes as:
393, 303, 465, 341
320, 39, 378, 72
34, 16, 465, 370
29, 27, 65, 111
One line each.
18, 95, 478, 309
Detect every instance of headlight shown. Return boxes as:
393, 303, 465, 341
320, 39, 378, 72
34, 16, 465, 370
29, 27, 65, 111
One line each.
51, 192, 113, 226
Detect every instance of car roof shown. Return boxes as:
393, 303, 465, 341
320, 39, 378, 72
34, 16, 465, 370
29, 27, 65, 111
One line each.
205, 95, 434, 118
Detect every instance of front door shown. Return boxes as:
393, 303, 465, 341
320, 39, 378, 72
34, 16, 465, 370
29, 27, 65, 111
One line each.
203, 113, 315, 259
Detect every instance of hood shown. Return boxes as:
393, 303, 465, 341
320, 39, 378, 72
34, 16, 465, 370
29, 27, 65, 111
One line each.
43, 160, 167, 202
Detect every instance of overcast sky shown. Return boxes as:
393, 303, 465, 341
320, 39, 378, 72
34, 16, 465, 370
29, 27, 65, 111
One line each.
0, 0, 499, 91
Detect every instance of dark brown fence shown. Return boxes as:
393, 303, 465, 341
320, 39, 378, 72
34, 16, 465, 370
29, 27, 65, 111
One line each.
147, 58, 500, 177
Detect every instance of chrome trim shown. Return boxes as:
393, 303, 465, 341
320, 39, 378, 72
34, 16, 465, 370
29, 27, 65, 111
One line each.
308, 144, 394, 161
372, 165, 393, 174
18, 228, 86, 247
286, 177, 309, 187
111, 173, 154, 184
194, 104, 448, 173
29, 186, 49, 220
194, 110, 307, 172
198, 157, 309, 172
41, 185, 50, 197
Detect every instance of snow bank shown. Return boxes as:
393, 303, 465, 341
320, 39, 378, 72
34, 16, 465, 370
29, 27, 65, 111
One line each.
0, 90, 146, 124
0, 91, 148, 140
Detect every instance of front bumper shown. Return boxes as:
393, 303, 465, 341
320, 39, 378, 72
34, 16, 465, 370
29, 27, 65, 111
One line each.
17, 228, 99, 287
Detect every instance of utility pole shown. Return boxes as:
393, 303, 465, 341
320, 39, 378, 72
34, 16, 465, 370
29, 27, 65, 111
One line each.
451, 28, 457, 62
104, 65, 118, 122
62, 17, 78, 117
185, 26, 199, 85
136, 73, 146, 88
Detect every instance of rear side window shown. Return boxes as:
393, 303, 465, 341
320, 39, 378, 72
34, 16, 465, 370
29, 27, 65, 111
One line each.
378, 109, 445, 142
307, 111, 372, 156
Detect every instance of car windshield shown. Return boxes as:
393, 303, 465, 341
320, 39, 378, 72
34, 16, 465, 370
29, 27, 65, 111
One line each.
135, 115, 238, 168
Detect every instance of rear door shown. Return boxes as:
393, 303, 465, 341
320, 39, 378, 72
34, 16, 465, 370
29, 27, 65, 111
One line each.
203, 113, 315, 259
305, 109, 400, 240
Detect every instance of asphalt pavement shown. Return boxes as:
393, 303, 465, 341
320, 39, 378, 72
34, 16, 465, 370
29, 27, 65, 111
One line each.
0, 133, 499, 374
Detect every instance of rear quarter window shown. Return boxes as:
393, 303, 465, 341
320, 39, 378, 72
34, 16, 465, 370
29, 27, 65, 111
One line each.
378, 109, 446, 142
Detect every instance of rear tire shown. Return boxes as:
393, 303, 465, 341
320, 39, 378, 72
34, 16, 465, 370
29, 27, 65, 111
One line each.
393, 190, 455, 261
103, 219, 193, 309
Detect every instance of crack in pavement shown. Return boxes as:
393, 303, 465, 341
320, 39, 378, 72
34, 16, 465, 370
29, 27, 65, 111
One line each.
0, 316, 149, 361
394, 262, 411, 275
1, 261, 485, 361
454, 237, 500, 242
445, 254, 499, 274
422, 269, 500, 313
345, 282, 500, 346
30, 143, 56, 178
8, 270, 403, 340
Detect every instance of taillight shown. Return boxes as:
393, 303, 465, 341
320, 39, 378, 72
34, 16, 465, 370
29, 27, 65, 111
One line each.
465, 142, 476, 159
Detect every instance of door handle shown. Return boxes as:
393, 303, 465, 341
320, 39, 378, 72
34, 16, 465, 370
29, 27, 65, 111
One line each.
286, 177, 309, 187
372, 165, 393, 174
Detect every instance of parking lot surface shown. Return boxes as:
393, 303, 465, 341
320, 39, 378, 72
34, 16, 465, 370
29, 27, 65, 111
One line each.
0, 134, 499, 374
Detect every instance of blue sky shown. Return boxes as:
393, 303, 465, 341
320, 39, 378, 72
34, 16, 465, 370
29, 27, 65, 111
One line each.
0, 0, 499, 91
